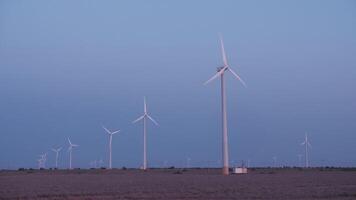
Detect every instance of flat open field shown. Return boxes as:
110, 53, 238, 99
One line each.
1, 168, 356, 200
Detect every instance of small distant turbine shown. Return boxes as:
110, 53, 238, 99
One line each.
98, 159, 104, 167
39, 153, 47, 168
301, 133, 312, 168
273, 156, 277, 168
102, 126, 120, 169
51, 147, 62, 169
37, 158, 43, 169
133, 97, 158, 170
204, 34, 246, 175
186, 157, 191, 168
68, 138, 79, 169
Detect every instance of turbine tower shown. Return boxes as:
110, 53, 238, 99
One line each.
204, 34, 246, 175
51, 147, 62, 169
102, 126, 120, 169
133, 97, 158, 170
68, 138, 79, 169
301, 133, 312, 168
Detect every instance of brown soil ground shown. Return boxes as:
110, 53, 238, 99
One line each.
0, 168, 356, 200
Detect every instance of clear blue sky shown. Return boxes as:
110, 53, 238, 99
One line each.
0, 0, 355, 169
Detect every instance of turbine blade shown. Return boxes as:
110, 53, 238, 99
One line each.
228, 68, 246, 87
111, 130, 120, 134
147, 115, 159, 126
219, 33, 228, 66
102, 126, 111, 134
132, 115, 145, 124
144, 96, 147, 114
204, 68, 225, 85
68, 138, 72, 145
301, 141, 305, 146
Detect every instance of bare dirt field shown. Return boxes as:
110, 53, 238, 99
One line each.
0, 168, 356, 200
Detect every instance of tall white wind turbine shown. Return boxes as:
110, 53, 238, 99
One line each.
301, 133, 312, 168
133, 97, 158, 170
68, 138, 79, 169
51, 147, 62, 169
204, 34, 246, 175
102, 126, 120, 169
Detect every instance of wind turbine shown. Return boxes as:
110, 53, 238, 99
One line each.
68, 138, 79, 169
186, 157, 191, 168
37, 158, 43, 169
51, 147, 62, 169
133, 97, 158, 170
102, 126, 120, 169
301, 133, 312, 168
204, 34, 246, 175
273, 156, 277, 168
39, 153, 47, 169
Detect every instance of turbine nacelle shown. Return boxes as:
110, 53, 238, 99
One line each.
52, 147, 62, 153
204, 35, 246, 87
67, 138, 79, 152
133, 97, 159, 126
217, 66, 227, 72
102, 126, 120, 135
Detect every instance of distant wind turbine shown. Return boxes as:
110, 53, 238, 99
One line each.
39, 153, 47, 168
51, 147, 62, 169
204, 34, 246, 175
273, 156, 277, 168
99, 158, 104, 167
37, 153, 46, 169
186, 157, 191, 168
102, 126, 120, 169
133, 97, 158, 170
67, 138, 79, 169
301, 133, 312, 168
37, 158, 43, 169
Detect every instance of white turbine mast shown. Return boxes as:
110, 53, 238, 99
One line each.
301, 133, 312, 168
133, 96, 158, 170
51, 147, 62, 169
102, 125, 120, 169
204, 34, 246, 175
68, 138, 79, 170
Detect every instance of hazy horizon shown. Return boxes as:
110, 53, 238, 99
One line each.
0, 0, 355, 169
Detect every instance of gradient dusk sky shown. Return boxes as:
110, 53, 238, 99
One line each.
0, 0, 355, 169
